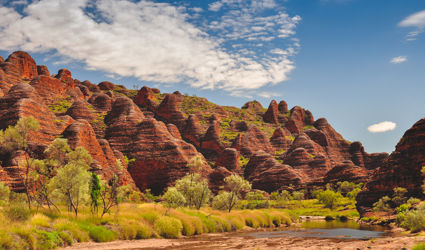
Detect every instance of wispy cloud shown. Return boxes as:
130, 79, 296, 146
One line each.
257, 91, 281, 98
368, 121, 397, 133
0, 0, 300, 93
390, 56, 407, 64
399, 9, 425, 41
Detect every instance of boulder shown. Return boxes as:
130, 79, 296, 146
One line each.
6, 51, 38, 80
263, 100, 279, 124
215, 148, 240, 171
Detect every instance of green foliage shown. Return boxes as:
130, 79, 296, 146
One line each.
90, 173, 101, 214
292, 191, 304, 200
0, 183, 10, 205
49, 147, 92, 216
279, 190, 292, 201
316, 190, 342, 209
399, 203, 425, 232
407, 197, 421, 206
336, 181, 362, 197
154, 216, 182, 238
239, 155, 250, 167
4, 203, 31, 221
302, 125, 314, 131
123, 155, 136, 166
214, 175, 252, 212
174, 173, 211, 209
163, 187, 186, 208
49, 97, 72, 113
373, 196, 391, 212
245, 190, 265, 201
413, 243, 425, 250
392, 187, 408, 207
86, 226, 116, 242
212, 192, 236, 212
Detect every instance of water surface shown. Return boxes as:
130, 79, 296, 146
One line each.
243, 220, 388, 240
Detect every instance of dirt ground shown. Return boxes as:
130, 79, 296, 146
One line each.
63, 232, 425, 250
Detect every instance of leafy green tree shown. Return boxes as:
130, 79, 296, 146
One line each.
392, 187, 408, 207
163, 187, 186, 208
317, 190, 342, 209
292, 191, 304, 201
0, 182, 10, 205
373, 196, 391, 212
175, 173, 211, 209
0, 116, 39, 209
245, 190, 265, 201
49, 147, 92, 216
212, 175, 251, 212
90, 173, 101, 215
279, 190, 292, 201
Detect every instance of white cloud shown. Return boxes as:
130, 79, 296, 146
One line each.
0, 0, 299, 92
368, 121, 397, 133
399, 9, 425, 41
257, 91, 280, 98
390, 56, 407, 64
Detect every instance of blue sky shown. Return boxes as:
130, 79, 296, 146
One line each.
0, 0, 424, 153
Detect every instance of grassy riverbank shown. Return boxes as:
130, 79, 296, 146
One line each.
0, 203, 291, 249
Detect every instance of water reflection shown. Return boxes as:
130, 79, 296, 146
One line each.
243, 220, 389, 240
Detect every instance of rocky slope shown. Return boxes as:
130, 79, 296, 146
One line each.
356, 118, 425, 214
0, 51, 389, 195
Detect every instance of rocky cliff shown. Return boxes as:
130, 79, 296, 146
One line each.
0, 51, 389, 195
356, 118, 425, 214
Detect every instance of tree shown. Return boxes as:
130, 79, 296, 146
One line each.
48, 146, 92, 216
392, 187, 408, 207
317, 190, 342, 209
212, 175, 251, 212
90, 173, 101, 215
0, 116, 39, 209
163, 187, 186, 208
175, 173, 211, 209
373, 196, 391, 212
0, 182, 10, 205
292, 191, 305, 200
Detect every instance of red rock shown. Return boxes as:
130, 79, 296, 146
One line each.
134, 86, 157, 111
230, 120, 248, 131
55, 69, 75, 90
88, 93, 113, 112
167, 124, 182, 139
270, 127, 292, 150
278, 100, 288, 113
0, 56, 3, 62
156, 94, 186, 129
263, 100, 279, 124
152, 88, 160, 94
200, 121, 223, 159
65, 100, 95, 121
37, 65, 50, 76
82, 80, 100, 92
0, 61, 22, 92
325, 160, 368, 183
231, 125, 274, 157
105, 98, 210, 194
98, 81, 115, 90
241, 100, 264, 114
62, 119, 135, 187
0, 83, 58, 146
304, 110, 314, 125
77, 84, 90, 98
357, 118, 425, 213
244, 151, 303, 192
181, 114, 203, 147
6, 51, 38, 80
30, 75, 67, 104
209, 167, 232, 193
215, 148, 240, 171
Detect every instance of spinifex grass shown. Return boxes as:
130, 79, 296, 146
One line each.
0, 203, 292, 249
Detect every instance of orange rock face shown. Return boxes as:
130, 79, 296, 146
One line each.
263, 100, 279, 124
231, 125, 274, 157
6, 51, 38, 80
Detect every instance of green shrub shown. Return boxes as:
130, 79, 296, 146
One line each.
31, 214, 51, 227
58, 231, 73, 246
0, 183, 10, 205
154, 216, 182, 238
317, 190, 342, 209
292, 191, 304, 200
4, 203, 31, 221
413, 243, 425, 250
373, 196, 391, 212
86, 226, 116, 242
407, 197, 421, 206
13, 226, 37, 249
35, 230, 63, 249
400, 203, 425, 232
140, 211, 160, 224
53, 219, 89, 243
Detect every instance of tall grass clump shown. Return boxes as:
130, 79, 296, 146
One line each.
154, 216, 183, 238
